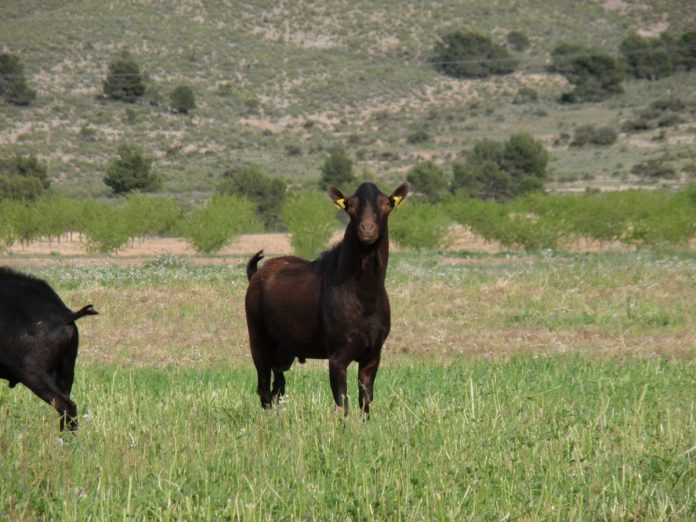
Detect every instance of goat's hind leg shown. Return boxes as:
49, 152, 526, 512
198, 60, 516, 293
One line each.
271, 370, 286, 402
22, 372, 78, 431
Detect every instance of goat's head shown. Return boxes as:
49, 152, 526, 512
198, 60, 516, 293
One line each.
328, 182, 409, 246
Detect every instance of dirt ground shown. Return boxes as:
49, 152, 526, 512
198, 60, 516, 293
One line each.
2, 225, 678, 267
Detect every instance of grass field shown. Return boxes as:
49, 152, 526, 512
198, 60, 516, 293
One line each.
1, 250, 694, 519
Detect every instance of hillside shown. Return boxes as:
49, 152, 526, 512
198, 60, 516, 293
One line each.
1, 0, 695, 204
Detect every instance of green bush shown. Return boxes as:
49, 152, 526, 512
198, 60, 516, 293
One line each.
81, 200, 131, 253
451, 133, 548, 201
125, 193, 182, 239
631, 159, 676, 179
406, 160, 449, 203
0, 53, 36, 106
571, 125, 617, 147
671, 31, 696, 70
282, 191, 337, 258
432, 31, 517, 78
217, 164, 286, 230
551, 44, 624, 103
389, 202, 450, 249
507, 31, 530, 52
103, 54, 146, 102
182, 195, 258, 254
513, 87, 538, 104
170, 85, 195, 114
319, 146, 355, 189
104, 143, 161, 194
0, 154, 49, 200
620, 34, 673, 80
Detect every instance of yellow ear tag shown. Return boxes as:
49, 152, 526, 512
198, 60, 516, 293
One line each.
392, 195, 403, 208
334, 198, 346, 209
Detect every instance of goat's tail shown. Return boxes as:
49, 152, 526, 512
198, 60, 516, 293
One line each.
68, 304, 98, 323
247, 250, 264, 281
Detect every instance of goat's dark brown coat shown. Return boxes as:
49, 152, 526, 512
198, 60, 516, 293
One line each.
0, 267, 97, 430
245, 182, 408, 414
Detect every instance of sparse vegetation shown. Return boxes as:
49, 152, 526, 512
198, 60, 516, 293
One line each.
0, 52, 36, 106
570, 125, 617, 147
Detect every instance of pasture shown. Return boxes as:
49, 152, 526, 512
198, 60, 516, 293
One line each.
1, 248, 694, 519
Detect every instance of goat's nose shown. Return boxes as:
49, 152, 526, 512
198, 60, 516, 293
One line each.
360, 222, 375, 234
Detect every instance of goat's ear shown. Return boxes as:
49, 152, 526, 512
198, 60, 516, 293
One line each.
389, 182, 409, 208
327, 186, 347, 209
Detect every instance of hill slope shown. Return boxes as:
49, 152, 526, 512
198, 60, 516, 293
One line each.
1, 0, 695, 202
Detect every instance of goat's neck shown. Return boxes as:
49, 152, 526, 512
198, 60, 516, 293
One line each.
337, 226, 389, 288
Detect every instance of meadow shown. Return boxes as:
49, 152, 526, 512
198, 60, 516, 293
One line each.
1, 250, 694, 519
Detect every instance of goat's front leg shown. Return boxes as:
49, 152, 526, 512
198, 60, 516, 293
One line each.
328, 357, 349, 416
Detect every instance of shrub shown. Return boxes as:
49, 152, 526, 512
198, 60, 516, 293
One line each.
551, 44, 624, 102
125, 194, 182, 239
169, 85, 195, 114
571, 125, 617, 146
0, 154, 49, 200
217, 164, 287, 230
671, 30, 696, 70
0, 53, 36, 106
406, 129, 430, 144
104, 143, 161, 194
103, 54, 146, 102
631, 159, 676, 179
432, 31, 517, 78
507, 31, 530, 52
80, 200, 131, 253
319, 146, 355, 189
513, 87, 538, 104
406, 160, 449, 203
389, 202, 450, 249
182, 195, 258, 254
452, 133, 548, 201
620, 34, 673, 80
282, 191, 337, 258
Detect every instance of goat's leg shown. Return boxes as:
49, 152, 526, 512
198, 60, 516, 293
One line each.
328, 358, 349, 416
21, 372, 78, 431
255, 366, 273, 408
271, 370, 285, 401
358, 354, 381, 416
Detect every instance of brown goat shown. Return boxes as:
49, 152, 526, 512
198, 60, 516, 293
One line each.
245, 182, 408, 415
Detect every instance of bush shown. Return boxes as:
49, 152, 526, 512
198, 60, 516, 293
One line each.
389, 202, 450, 249
571, 125, 617, 147
620, 34, 673, 80
671, 31, 696, 71
104, 143, 161, 194
170, 85, 195, 114
282, 191, 337, 258
432, 31, 517, 78
103, 54, 146, 102
631, 159, 676, 179
0, 53, 36, 106
217, 164, 286, 230
125, 194, 182, 239
513, 87, 538, 104
452, 133, 548, 201
319, 146, 355, 189
0, 154, 49, 200
80, 200, 131, 253
182, 195, 258, 254
551, 44, 624, 102
507, 31, 530, 52
406, 160, 449, 203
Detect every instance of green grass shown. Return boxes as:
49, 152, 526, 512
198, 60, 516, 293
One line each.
1, 249, 694, 519
1, 359, 694, 520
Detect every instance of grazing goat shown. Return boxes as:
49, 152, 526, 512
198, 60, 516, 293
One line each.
245, 182, 408, 415
0, 267, 97, 431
